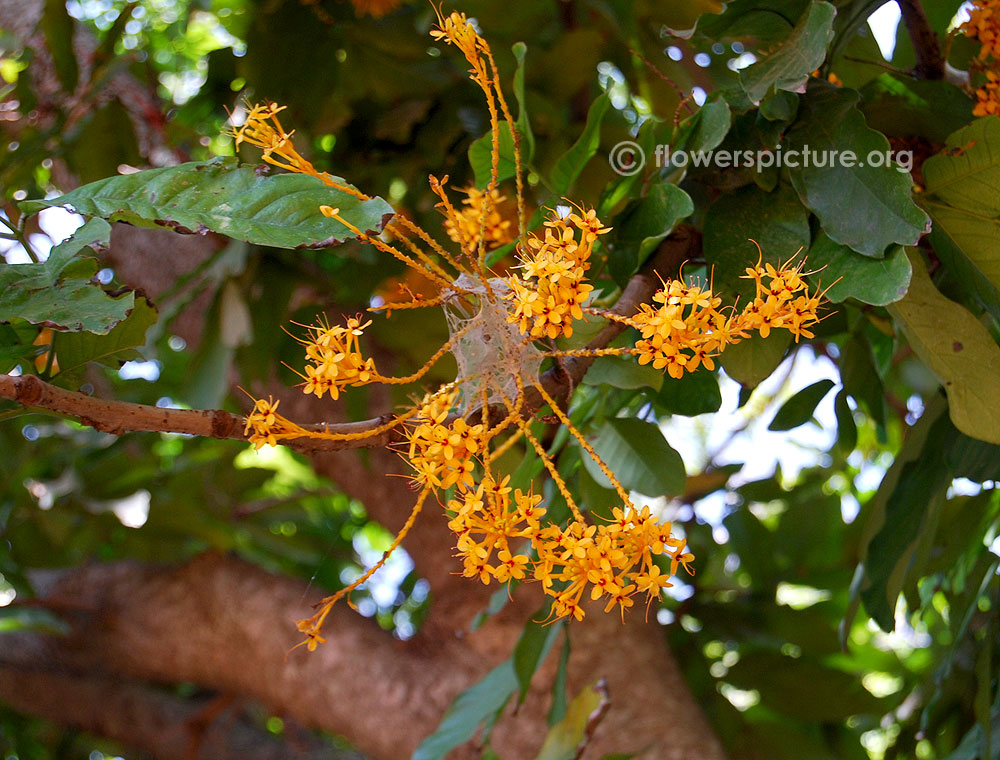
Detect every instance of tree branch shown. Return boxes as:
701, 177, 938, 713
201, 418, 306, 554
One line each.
0, 226, 700, 451
897, 0, 944, 80
0, 646, 359, 760
5, 554, 727, 760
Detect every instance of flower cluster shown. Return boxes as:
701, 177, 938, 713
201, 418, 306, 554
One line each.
234, 11, 827, 653
963, 0, 1000, 115
630, 254, 823, 379
296, 317, 376, 401
443, 186, 514, 252
505, 210, 608, 340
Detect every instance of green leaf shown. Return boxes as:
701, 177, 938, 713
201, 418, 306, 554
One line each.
720, 331, 792, 388
860, 406, 953, 629
834, 389, 858, 454
703, 181, 811, 300
584, 356, 663, 392
672, 98, 732, 154
768, 378, 835, 431
512, 42, 535, 163
0, 218, 134, 334
550, 94, 610, 196
922, 117, 1000, 315
532, 681, 608, 760
888, 250, 1000, 444
41, 0, 78, 93
469, 121, 518, 190
51, 297, 158, 383
412, 659, 518, 760
585, 418, 685, 497
785, 83, 930, 257
860, 74, 974, 143
513, 615, 563, 704
23, 157, 394, 250
608, 183, 693, 284
651, 369, 722, 417
548, 629, 571, 726
726, 651, 884, 721
739, 1, 836, 104
810, 232, 912, 306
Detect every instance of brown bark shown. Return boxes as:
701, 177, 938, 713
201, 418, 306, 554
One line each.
0, 640, 356, 760
897, 0, 945, 80
1, 226, 727, 759
4, 554, 726, 760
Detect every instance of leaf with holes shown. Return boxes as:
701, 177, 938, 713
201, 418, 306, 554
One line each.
22, 157, 394, 250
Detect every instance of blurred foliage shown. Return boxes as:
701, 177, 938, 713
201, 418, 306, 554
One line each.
2, 0, 1000, 759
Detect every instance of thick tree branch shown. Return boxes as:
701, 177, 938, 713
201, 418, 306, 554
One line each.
4, 554, 727, 760
0, 227, 700, 451
897, 0, 945, 80
0, 645, 357, 760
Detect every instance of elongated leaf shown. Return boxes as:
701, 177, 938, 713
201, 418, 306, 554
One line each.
513, 616, 563, 703
469, 121, 518, 189
739, 0, 836, 103
672, 97, 731, 155
412, 660, 517, 760
768, 379, 836, 431
22, 157, 394, 250
860, 407, 953, 629
585, 418, 685, 497
0, 218, 133, 333
786, 84, 930, 257
889, 250, 1000, 444
548, 629, 571, 726
41, 0, 78, 93
533, 681, 609, 760
551, 94, 610, 196
512, 42, 535, 163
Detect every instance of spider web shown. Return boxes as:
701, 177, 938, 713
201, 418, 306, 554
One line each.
443, 274, 544, 413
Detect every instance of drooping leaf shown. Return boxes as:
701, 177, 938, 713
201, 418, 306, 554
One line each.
532, 681, 609, 760
550, 94, 611, 196
22, 157, 394, 250
608, 183, 694, 284
513, 615, 563, 704
889, 250, 1000, 444
547, 628, 571, 727
412, 660, 518, 760
768, 378, 836, 431
739, 0, 837, 104
651, 369, 723, 417
720, 331, 792, 388
51, 297, 158, 385
0, 217, 133, 333
809, 232, 912, 306
785, 83, 930, 257
585, 418, 686, 497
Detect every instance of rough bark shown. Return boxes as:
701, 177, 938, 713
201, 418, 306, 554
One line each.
4, 554, 726, 760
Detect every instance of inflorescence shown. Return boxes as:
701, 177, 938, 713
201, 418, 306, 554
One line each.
233, 10, 825, 651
